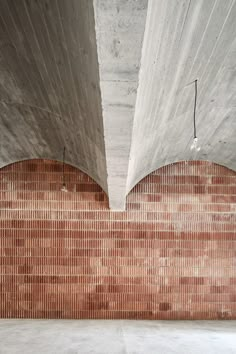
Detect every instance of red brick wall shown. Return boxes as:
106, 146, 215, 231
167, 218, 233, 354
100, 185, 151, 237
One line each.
0, 159, 236, 319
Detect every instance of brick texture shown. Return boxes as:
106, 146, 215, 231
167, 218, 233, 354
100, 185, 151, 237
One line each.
0, 159, 235, 319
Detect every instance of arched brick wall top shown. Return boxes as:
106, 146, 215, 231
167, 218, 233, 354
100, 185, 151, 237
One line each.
0, 159, 108, 208
127, 160, 236, 196
0, 159, 236, 320
127, 160, 236, 211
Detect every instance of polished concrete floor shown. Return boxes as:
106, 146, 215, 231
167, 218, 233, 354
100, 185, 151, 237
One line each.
0, 320, 235, 354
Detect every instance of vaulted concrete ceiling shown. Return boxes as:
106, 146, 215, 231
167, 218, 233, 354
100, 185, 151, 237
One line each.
127, 0, 236, 192
0, 0, 107, 192
1, 0, 236, 210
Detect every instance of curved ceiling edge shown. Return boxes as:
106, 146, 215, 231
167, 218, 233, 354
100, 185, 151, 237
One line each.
126, 0, 236, 199
0, 0, 108, 199
126, 159, 236, 197
0, 157, 108, 199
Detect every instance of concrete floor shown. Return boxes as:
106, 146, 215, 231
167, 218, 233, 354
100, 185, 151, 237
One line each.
0, 320, 235, 354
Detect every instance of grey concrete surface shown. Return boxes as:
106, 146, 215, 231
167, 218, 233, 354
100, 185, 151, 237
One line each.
0, 0, 107, 193
0, 320, 235, 354
127, 0, 236, 193
94, 0, 148, 210
1, 0, 236, 209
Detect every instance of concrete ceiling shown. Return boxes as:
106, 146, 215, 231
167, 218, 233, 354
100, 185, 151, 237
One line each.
0, 0, 107, 192
0, 0, 236, 210
127, 0, 236, 192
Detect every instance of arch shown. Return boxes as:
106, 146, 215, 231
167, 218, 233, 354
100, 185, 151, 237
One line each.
126, 159, 236, 198
0, 158, 109, 200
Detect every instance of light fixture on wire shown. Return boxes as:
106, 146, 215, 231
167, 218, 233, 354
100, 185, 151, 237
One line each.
61, 146, 68, 192
190, 79, 201, 152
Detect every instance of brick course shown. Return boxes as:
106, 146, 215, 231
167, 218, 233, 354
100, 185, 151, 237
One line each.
0, 159, 235, 319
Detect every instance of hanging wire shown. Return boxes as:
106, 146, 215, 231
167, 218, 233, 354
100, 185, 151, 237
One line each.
61, 146, 67, 191
193, 79, 198, 139
63, 146, 65, 186
190, 79, 200, 151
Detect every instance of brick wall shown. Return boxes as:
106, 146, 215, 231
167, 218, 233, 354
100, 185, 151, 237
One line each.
0, 159, 235, 319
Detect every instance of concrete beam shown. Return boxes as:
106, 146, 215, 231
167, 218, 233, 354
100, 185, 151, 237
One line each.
94, 0, 148, 210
